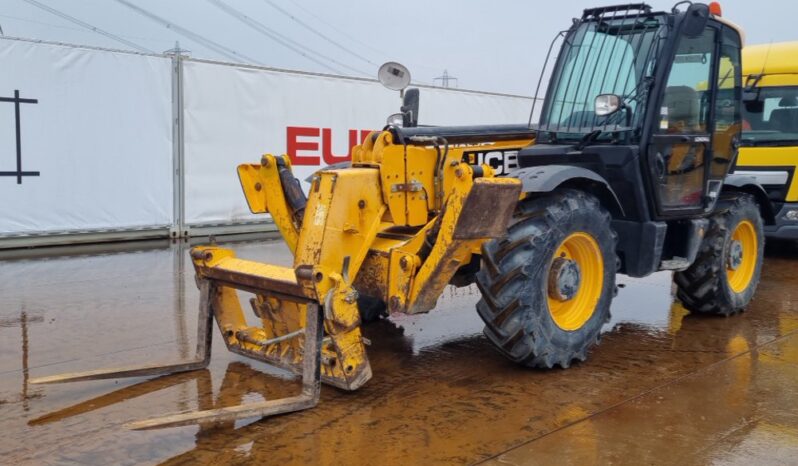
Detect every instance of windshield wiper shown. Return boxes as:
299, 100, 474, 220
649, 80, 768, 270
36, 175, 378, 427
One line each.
717, 67, 733, 89
575, 129, 603, 150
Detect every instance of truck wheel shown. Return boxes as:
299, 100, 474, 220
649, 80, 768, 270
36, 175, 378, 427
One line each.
675, 194, 764, 315
475, 189, 617, 369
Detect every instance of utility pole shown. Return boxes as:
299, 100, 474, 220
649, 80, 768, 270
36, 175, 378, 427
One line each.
164, 41, 190, 56
433, 69, 458, 88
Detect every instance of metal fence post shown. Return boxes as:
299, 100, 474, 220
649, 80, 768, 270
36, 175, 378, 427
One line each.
166, 44, 188, 238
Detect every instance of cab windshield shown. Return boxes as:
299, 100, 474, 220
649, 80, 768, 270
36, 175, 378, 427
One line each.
538, 13, 667, 138
742, 86, 798, 146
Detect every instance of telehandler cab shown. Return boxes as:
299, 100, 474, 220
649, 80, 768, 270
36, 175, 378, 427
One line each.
33, 2, 765, 429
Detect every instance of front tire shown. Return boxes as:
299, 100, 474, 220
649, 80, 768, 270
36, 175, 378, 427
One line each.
675, 194, 764, 315
476, 189, 617, 369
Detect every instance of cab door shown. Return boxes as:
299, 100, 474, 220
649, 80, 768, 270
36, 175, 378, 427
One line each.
648, 25, 717, 215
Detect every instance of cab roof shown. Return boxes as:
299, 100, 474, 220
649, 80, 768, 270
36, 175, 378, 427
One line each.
743, 41, 798, 77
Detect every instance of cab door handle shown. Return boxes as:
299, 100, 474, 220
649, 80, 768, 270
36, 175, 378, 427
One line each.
651, 134, 710, 145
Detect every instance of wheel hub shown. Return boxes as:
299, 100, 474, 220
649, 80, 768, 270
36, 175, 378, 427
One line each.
548, 257, 581, 301
728, 240, 743, 270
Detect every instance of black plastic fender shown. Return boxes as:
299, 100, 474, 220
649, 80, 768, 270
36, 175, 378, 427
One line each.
508, 165, 625, 217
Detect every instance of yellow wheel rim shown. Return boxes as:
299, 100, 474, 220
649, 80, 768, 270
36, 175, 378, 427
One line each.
546, 232, 605, 331
726, 220, 757, 293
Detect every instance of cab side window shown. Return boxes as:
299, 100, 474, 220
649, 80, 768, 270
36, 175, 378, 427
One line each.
711, 28, 742, 179
652, 26, 716, 209
658, 31, 715, 134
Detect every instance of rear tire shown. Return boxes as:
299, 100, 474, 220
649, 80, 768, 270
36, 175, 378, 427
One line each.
675, 194, 764, 315
476, 189, 617, 369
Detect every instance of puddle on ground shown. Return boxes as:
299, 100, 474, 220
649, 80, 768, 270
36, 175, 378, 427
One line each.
1, 238, 797, 464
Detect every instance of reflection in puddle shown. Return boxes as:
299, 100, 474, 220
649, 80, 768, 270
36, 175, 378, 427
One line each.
1, 309, 45, 410
0, 239, 797, 464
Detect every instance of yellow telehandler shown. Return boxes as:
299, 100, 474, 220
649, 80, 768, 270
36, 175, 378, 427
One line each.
33, 2, 768, 429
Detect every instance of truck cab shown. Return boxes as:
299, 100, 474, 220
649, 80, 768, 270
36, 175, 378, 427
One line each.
733, 41, 798, 239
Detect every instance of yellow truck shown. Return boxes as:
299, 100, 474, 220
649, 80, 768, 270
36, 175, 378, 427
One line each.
733, 41, 798, 238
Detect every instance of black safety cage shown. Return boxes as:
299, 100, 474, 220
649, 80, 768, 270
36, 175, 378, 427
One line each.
534, 3, 670, 140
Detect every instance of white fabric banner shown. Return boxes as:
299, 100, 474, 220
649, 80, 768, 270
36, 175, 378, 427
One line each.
182, 59, 533, 225
0, 39, 173, 235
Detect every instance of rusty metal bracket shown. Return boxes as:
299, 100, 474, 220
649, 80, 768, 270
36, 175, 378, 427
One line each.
390, 180, 423, 192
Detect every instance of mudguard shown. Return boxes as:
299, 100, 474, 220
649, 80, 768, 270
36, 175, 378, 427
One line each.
724, 173, 760, 188
509, 165, 625, 216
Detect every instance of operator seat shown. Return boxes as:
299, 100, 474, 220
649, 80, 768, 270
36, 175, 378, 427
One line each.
768, 108, 798, 133
663, 85, 700, 132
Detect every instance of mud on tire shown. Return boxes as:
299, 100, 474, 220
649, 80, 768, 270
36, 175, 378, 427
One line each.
475, 189, 617, 369
675, 194, 764, 316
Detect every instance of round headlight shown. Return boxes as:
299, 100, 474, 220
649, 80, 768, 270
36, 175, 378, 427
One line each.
386, 112, 404, 127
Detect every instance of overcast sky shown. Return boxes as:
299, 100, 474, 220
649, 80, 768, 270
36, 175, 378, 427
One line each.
1, 0, 796, 95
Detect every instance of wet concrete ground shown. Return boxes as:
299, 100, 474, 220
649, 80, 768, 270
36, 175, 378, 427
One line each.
1, 236, 797, 465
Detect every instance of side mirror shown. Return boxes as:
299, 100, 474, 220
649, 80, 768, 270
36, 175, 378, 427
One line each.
742, 89, 760, 104
595, 94, 622, 116
743, 99, 764, 114
682, 3, 710, 37
401, 88, 420, 127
